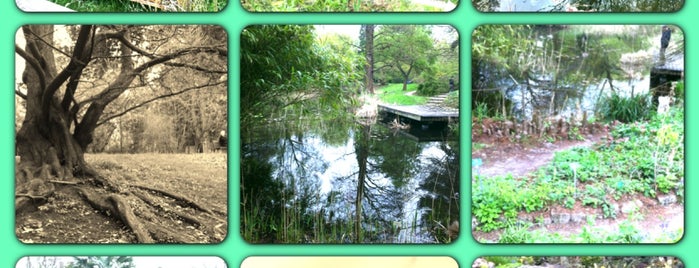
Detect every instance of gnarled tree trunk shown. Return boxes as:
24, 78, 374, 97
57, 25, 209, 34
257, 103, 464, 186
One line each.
15, 25, 228, 243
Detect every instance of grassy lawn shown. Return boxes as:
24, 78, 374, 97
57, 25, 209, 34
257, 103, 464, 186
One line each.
375, 83, 427, 105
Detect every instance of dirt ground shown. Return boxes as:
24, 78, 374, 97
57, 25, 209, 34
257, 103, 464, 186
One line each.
15, 153, 228, 243
471, 128, 684, 243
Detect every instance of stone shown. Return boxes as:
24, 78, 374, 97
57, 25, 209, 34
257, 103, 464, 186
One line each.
517, 214, 533, 222
658, 194, 678, 206
543, 217, 552, 225
571, 213, 586, 223
621, 200, 643, 214
551, 212, 571, 224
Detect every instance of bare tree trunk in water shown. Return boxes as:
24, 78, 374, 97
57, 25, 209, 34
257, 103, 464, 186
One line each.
354, 124, 370, 242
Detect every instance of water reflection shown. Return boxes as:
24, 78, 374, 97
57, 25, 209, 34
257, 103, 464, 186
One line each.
241, 120, 459, 243
472, 25, 679, 120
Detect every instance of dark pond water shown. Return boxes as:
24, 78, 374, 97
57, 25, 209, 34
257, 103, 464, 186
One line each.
476, 0, 682, 12
241, 119, 459, 243
472, 25, 676, 120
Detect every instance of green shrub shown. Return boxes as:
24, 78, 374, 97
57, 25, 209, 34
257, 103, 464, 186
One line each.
598, 93, 652, 123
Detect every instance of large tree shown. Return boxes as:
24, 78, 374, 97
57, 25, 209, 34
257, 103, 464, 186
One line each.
374, 25, 435, 91
15, 25, 227, 243
359, 25, 375, 94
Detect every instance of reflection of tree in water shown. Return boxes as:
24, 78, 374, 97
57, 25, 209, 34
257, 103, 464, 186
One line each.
242, 121, 458, 243
241, 123, 334, 242
325, 124, 421, 242
417, 141, 460, 242
473, 25, 670, 120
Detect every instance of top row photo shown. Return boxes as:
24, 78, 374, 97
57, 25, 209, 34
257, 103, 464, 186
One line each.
17, 0, 682, 12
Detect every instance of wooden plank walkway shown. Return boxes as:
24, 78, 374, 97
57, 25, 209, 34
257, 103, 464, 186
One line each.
378, 104, 458, 122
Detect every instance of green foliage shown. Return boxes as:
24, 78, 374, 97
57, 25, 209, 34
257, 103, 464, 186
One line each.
443, 91, 459, 108
472, 25, 533, 71
473, 106, 684, 240
241, 0, 455, 12
674, 81, 684, 100
474, 102, 489, 121
375, 25, 436, 90
376, 84, 426, 105
484, 256, 521, 266
498, 222, 533, 243
598, 93, 653, 123
51, 0, 224, 11
241, 25, 361, 127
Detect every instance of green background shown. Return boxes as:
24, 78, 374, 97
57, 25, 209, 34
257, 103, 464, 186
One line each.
0, 0, 693, 267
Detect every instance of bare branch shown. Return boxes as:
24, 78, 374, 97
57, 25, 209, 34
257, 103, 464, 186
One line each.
15, 45, 47, 91
16, 89, 28, 100
96, 80, 226, 126
42, 25, 93, 118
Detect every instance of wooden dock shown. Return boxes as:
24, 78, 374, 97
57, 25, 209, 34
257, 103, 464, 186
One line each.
378, 104, 458, 122
650, 54, 684, 99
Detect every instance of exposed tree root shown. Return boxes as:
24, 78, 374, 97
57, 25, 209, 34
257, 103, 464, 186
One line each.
75, 180, 225, 243
133, 184, 215, 214
109, 194, 156, 243
16, 154, 225, 243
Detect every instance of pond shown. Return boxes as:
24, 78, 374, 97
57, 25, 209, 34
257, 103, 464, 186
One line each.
472, 25, 678, 121
241, 118, 459, 243
475, 0, 683, 11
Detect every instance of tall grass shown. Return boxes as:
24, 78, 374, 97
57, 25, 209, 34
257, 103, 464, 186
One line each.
241, 190, 452, 243
598, 93, 653, 123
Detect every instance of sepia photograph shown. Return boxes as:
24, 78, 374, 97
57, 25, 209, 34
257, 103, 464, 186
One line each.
471, 25, 684, 243
241, 25, 459, 243
15, 25, 228, 243
16, 0, 226, 12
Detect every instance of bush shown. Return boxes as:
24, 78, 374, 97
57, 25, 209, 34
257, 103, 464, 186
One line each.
598, 93, 652, 123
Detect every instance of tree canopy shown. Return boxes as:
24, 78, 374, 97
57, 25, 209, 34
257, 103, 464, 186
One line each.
374, 25, 436, 91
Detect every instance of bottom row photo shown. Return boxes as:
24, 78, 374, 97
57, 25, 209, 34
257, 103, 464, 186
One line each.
16, 256, 684, 268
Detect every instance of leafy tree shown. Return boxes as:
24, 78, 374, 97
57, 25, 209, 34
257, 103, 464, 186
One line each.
375, 25, 436, 91
15, 25, 227, 243
240, 25, 360, 127
417, 26, 459, 96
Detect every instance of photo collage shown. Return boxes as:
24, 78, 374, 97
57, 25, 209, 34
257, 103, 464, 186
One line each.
1, 0, 692, 267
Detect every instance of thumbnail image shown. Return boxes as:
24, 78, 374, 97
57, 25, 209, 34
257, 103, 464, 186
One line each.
17, 257, 226, 268
471, 25, 684, 243
242, 0, 457, 12
242, 257, 457, 268
241, 25, 460, 243
16, 0, 225, 12
473, 0, 682, 12
15, 25, 228, 243
473, 256, 683, 268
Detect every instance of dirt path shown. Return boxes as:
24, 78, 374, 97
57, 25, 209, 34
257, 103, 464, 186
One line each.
472, 133, 604, 178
